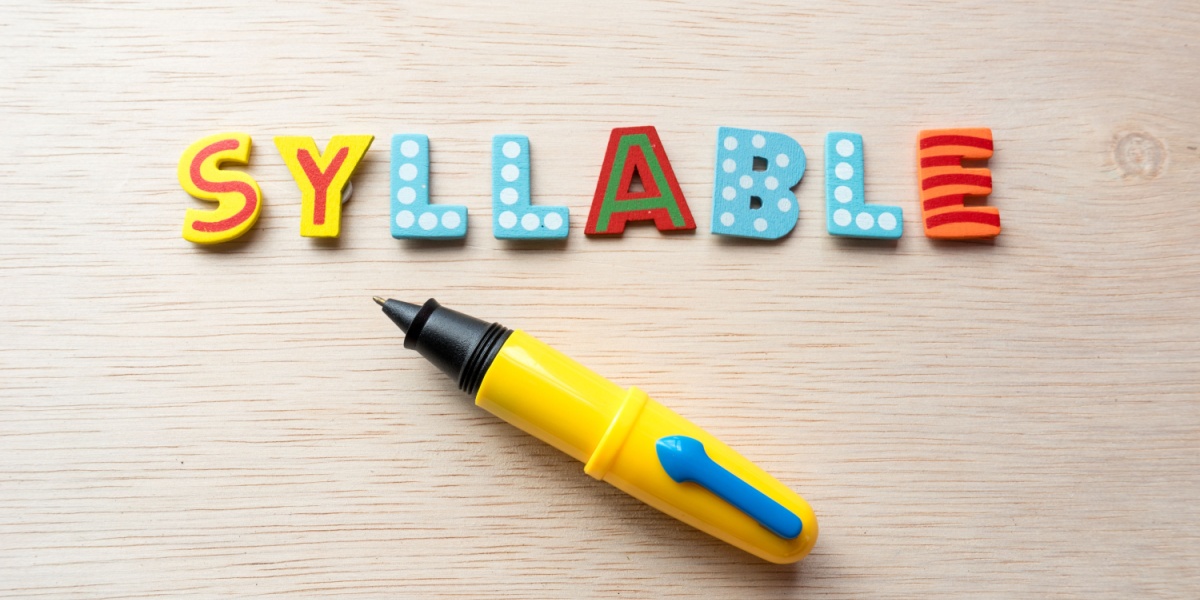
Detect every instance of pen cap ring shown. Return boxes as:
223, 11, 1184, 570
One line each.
459, 322, 511, 394
404, 298, 512, 395
584, 387, 649, 480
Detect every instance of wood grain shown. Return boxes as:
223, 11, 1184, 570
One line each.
1, 0, 1198, 597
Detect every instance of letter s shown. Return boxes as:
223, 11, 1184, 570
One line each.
179, 132, 262, 244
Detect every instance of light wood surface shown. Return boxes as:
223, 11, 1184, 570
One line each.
2, 1, 1198, 597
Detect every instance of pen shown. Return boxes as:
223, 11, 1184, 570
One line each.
374, 297, 818, 563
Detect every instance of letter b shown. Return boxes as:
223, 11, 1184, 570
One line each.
711, 128, 805, 239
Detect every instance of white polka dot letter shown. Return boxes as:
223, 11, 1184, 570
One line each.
390, 134, 468, 239
491, 135, 569, 240
823, 132, 902, 240
711, 127, 806, 240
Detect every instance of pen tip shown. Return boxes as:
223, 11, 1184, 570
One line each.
372, 296, 386, 306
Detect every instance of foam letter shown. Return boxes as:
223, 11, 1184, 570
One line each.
492, 135, 569, 239
275, 135, 374, 238
178, 132, 262, 244
711, 127, 805, 239
391, 134, 467, 239
585, 126, 695, 235
825, 132, 902, 239
917, 128, 1000, 239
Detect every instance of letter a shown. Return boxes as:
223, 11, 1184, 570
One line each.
585, 126, 695, 235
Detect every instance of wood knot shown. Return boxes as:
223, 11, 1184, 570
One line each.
1113, 131, 1166, 179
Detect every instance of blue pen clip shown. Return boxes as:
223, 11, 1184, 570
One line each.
656, 435, 802, 540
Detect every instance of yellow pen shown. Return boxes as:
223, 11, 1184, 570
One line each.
374, 297, 818, 563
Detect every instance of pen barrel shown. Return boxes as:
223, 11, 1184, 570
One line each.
476, 331, 625, 462
475, 330, 818, 563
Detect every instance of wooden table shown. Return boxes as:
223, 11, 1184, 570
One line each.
2, 1, 1197, 597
